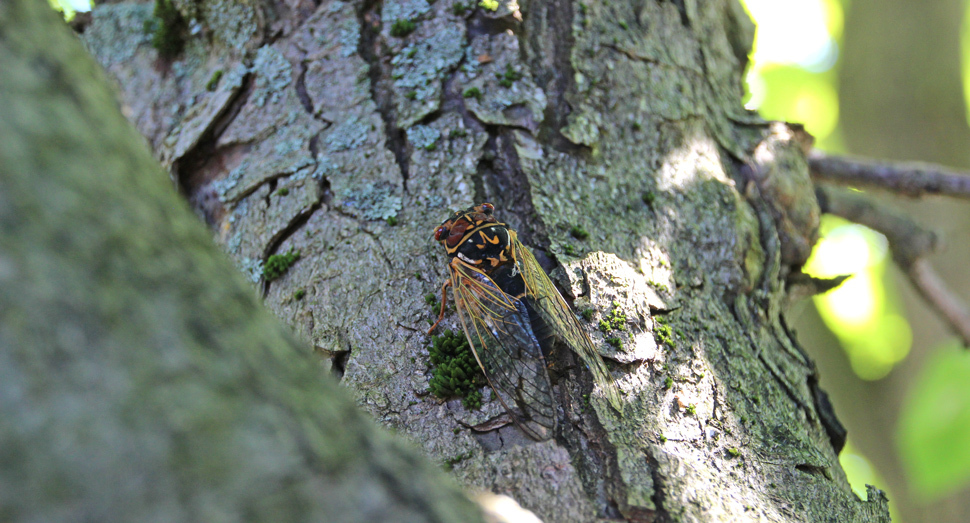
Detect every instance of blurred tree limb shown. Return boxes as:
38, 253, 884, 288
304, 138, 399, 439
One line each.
811, 152, 970, 199
809, 157, 970, 346
0, 1, 486, 521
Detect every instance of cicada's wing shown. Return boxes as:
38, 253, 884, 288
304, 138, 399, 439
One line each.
511, 233, 625, 413
449, 260, 557, 440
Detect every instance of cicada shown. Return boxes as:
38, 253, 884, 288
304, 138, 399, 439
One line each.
428, 203, 623, 440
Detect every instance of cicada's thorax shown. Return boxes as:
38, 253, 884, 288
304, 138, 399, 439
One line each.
435, 205, 512, 271
433, 203, 526, 298
452, 223, 514, 273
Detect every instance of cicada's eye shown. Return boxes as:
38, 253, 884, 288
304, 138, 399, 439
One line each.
481, 203, 494, 214
434, 225, 449, 241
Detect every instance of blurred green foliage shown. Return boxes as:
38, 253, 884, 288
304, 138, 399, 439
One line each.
746, 0, 970, 512
750, 65, 842, 150
803, 217, 911, 380
898, 345, 970, 501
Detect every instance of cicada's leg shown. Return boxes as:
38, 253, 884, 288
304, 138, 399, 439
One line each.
427, 278, 452, 335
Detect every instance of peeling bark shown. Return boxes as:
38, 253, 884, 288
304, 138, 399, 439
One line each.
64, 0, 894, 521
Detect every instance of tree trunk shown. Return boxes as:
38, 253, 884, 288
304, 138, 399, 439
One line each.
19, 0, 893, 520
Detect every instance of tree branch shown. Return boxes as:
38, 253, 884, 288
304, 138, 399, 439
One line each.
809, 151, 970, 199
815, 185, 970, 345
907, 258, 970, 346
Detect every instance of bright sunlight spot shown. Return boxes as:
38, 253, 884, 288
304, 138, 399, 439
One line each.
819, 273, 879, 327
741, 0, 843, 144
804, 223, 882, 277
744, 0, 838, 70
49, 0, 91, 20
961, 1, 970, 128
841, 441, 901, 515
790, 81, 839, 137
804, 217, 912, 380
841, 441, 878, 500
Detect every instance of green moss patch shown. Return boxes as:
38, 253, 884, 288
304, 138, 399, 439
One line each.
655, 315, 676, 347
428, 330, 485, 409
206, 70, 224, 91
424, 292, 441, 317
263, 248, 300, 281
495, 64, 522, 88
144, 0, 187, 59
570, 225, 589, 240
598, 301, 627, 333
390, 18, 417, 37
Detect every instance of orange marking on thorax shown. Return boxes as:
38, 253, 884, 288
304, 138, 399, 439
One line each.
479, 231, 501, 244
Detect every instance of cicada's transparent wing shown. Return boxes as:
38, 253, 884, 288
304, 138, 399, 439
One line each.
449, 260, 556, 440
511, 233, 625, 413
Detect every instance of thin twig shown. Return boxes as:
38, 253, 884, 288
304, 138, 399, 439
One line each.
907, 259, 970, 345
814, 185, 939, 266
816, 185, 970, 345
809, 151, 970, 199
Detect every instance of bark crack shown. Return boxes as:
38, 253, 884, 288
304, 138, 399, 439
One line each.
260, 199, 323, 297
523, 0, 590, 155
357, 0, 411, 188
176, 72, 254, 199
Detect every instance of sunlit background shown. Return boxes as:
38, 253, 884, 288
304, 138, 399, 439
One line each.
53, 0, 970, 520
744, 0, 970, 521
49, 0, 91, 20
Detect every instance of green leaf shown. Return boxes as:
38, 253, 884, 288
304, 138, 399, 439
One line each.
898, 344, 970, 500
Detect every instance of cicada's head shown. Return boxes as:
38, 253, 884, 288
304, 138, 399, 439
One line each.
433, 203, 513, 270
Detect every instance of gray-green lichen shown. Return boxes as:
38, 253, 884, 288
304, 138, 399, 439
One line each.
339, 182, 402, 221
383, 0, 431, 29
324, 115, 370, 152
213, 158, 250, 201
213, 134, 316, 204
402, 112, 483, 209
560, 110, 601, 148
336, 16, 361, 57
157, 61, 249, 167
311, 155, 341, 180
406, 124, 440, 151
459, 33, 546, 133
196, 0, 264, 53
221, 62, 249, 91
238, 256, 263, 283
82, 3, 154, 65
251, 46, 292, 107
390, 23, 465, 127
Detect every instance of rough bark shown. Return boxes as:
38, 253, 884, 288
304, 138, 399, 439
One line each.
58, 0, 893, 521
0, 1, 485, 521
